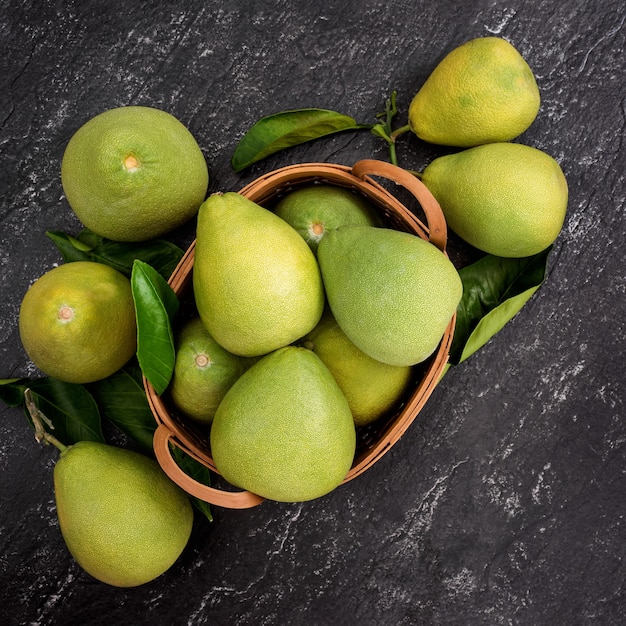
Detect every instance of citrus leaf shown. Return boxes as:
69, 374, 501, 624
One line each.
170, 446, 213, 521
25, 378, 104, 445
449, 247, 552, 366
87, 361, 156, 454
131, 260, 179, 395
231, 108, 366, 172
46, 228, 184, 279
458, 286, 542, 363
0, 378, 28, 407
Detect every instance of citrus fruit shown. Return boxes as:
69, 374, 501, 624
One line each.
302, 312, 413, 427
273, 184, 382, 253
318, 225, 462, 366
18, 261, 137, 383
168, 317, 253, 425
193, 192, 325, 357
421, 142, 568, 257
409, 36, 540, 147
61, 106, 209, 242
54, 440, 193, 587
210, 346, 356, 502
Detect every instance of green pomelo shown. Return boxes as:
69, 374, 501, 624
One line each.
61, 106, 208, 242
54, 441, 193, 588
193, 192, 325, 357
318, 226, 462, 366
273, 184, 382, 254
421, 143, 568, 257
18, 261, 136, 384
168, 317, 254, 425
210, 346, 356, 502
302, 311, 413, 427
408, 36, 540, 147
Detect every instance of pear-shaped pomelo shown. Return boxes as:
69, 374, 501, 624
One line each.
210, 346, 356, 502
421, 142, 568, 257
409, 37, 540, 147
54, 441, 193, 587
193, 192, 325, 357
302, 311, 413, 427
317, 226, 462, 367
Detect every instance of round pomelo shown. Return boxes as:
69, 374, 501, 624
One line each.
61, 106, 208, 242
19, 261, 137, 383
168, 317, 253, 425
302, 312, 413, 427
273, 184, 382, 253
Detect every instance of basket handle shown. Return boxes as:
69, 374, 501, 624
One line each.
153, 424, 265, 509
351, 159, 448, 251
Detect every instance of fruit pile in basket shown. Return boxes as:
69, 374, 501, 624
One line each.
165, 175, 462, 504
3, 36, 568, 587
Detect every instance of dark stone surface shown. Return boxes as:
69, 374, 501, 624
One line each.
1, 1, 624, 624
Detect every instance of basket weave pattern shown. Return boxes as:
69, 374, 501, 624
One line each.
147, 160, 455, 509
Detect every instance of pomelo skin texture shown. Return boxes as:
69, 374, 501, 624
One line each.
193, 192, 325, 357
409, 36, 540, 147
302, 312, 413, 427
61, 106, 208, 242
54, 441, 193, 588
421, 143, 569, 258
210, 346, 356, 502
18, 261, 137, 383
168, 317, 253, 424
273, 184, 382, 254
318, 226, 462, 367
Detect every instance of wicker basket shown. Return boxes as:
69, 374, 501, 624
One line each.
147, 159, 455, 509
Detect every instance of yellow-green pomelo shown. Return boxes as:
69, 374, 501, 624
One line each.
273, 184, 382, 254
168, 317, 252, 425
302, 312, 413, 427
409, 37, 540, 147
61, 106, 208, 242
18, 261, 136, 383
210, 346, 356, 502
193, 192, 325, 357
318, 226, 462, 367
421, 142, 568, 257
54, 441, 193, 587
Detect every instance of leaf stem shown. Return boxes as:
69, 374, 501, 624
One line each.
371, 92, 412, 166
25, 389, 67, 453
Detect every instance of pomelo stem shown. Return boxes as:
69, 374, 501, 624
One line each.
123, 154, 140, 171
24, 388, 67, 453
372, 93, 413, 166
391, 124, 411, 140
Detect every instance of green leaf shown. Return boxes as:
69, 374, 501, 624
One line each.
0, 378, 28, 407
231, 108, 367, 172
449, 247, 552, 366
25, 378, 104, 445
171, 446, 213, 521
47, 228, 184, 280
131, 260, 179, 395
87, 361, 156, 454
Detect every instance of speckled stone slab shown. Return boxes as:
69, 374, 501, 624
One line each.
1, 1, 624, 624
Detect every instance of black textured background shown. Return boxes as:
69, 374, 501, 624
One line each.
1, 1, 625, 624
